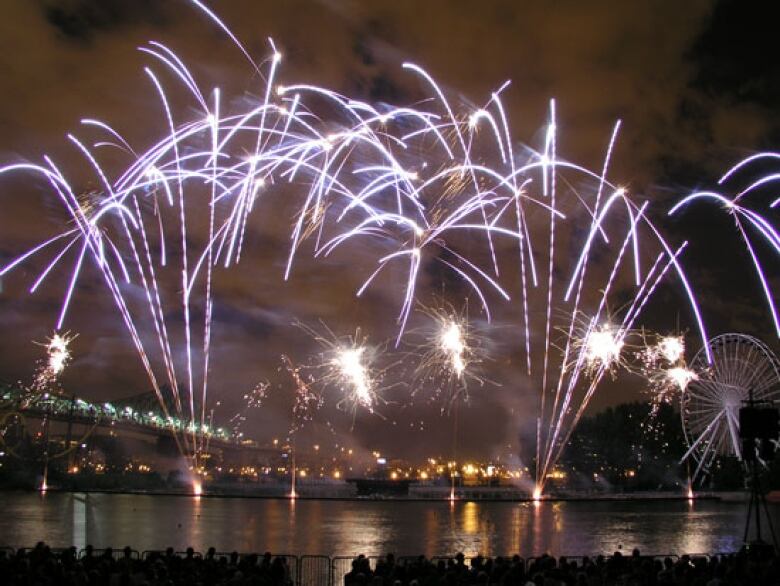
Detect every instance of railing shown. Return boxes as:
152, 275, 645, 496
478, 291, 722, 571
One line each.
208, 552, 300, 584
0, 388, 238, 445
15, 546, 76, 557
142, 549, 202, 560
300, 555, 330, 586
525, 553, 683, 570
80, 548, 140, 560
331, 555, 376, 586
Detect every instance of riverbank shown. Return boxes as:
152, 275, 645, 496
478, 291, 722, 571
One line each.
0, 483, 732, 502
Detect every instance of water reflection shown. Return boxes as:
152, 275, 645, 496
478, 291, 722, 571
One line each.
0, 493, 775, 557
462, 502, 479, 535
453, 501, 492, 556
423, 508, 437, 557
532, 500, 543, 553
71, 493, 86, 549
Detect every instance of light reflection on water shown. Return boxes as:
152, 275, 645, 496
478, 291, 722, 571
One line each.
0, 492, 767, 556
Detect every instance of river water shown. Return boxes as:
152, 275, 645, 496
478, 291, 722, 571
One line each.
0, 492, 771, 557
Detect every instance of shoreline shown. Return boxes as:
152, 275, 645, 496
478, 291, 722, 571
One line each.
0, 486, 734, 503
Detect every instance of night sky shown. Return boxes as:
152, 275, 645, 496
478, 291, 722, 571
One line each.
0, 0, 777, 463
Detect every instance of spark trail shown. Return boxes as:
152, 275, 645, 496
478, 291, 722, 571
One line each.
670, 153, 780, 338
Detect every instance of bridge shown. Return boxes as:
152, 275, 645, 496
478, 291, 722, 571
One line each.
0, 384, 263, 455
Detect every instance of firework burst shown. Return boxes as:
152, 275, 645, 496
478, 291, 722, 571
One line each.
30, 331, 77, 394
637, 333, 697, 416
407, 303, 492, 410
582, 324, 625, 376
294, 322, 398, 421
280, 354, 324, 437
228, 380, 270, 438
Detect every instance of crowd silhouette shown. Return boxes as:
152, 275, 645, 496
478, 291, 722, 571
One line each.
0, 543, 293, 586
343, 550, 780, 585
1, 543, 778, 585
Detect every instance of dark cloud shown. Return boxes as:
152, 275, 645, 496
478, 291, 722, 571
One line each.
652, 0, 780, 185
689, 0, 779, 107
42, 0, 170, 42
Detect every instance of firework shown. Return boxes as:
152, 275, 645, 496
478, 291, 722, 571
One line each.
665, 366, 697, 391
46, 333, 72, 376
669, 153, 780, 338
533, 201, 696, 495
228, 381, 270, 438
295, 322, 396, 418
657, 335, 685, 364
0, 0, 746, 494
280, 354, 326, 498
334, 348, 373, 409
582, 324, 625, 374
407, 303, 491, 409
30, 331, 77, 395
280, 355, 323, 436
440, 322, 466, 378
644, 364, 698, 413
636, 333, 697, 420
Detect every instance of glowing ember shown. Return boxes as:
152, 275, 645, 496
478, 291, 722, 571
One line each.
192, 479, 202, 496
47, 334, 72, 375
638, 331, 696, 415
296, 323, 386, 416
334, 347, 372, 408
31, 331, 77, 394
410, 304, 488, 409
658, 336, 685, 363
440, 321, 466, 379
666, 366, 697, 391
584, 326, 624, 369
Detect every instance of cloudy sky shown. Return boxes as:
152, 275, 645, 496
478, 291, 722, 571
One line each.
0, 0, 777, 463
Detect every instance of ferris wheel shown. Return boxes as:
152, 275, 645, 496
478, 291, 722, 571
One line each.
681, 333, 780, 480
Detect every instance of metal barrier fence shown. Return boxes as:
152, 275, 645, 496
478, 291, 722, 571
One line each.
208, 552, 300, 584
301, 555, 329, 586
16, 546, 76, 558
330, 555, 379, 586
525, 553, 681, 571
328, 554, 529, 586
80, 548, 140, 560
142, 550, 202, 560
297, 555, 331, 586
276, 554, 299, 584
